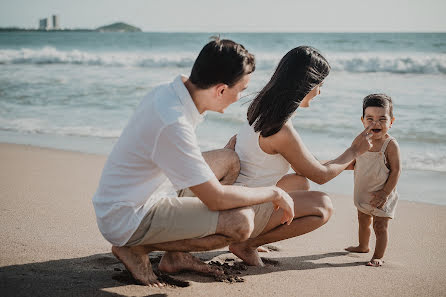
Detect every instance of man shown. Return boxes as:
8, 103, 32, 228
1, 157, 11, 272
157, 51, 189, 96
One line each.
92, 38, 330, 287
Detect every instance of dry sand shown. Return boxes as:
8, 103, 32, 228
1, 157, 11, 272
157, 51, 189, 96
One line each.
1, 142, 445, 297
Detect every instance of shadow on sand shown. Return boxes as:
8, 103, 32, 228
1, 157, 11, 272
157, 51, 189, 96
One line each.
0, 250, 365, 296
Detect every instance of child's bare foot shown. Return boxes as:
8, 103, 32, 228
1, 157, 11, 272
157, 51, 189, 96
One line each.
345, 245, 370, 253
229, 243, 264, 266
158, 251, 223, 276
111, 246, 164, 287
367, 258, 384, 267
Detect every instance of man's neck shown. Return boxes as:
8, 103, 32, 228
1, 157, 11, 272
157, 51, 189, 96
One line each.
182, 76, 208, 114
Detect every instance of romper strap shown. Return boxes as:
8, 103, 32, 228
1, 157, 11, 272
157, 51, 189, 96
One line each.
380, 136, 394, 153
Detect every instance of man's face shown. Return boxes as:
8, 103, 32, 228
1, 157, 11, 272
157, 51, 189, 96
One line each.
217, 74, 251, 113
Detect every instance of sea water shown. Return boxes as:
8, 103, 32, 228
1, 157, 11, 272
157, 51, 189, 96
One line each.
1, 32, 445, 204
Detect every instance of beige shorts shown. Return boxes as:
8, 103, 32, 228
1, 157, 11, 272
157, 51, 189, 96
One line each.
125, 196, 274, 246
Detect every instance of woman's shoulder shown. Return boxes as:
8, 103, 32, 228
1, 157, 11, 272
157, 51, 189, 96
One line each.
274, 120, 298, 140
263, 121, 301, 152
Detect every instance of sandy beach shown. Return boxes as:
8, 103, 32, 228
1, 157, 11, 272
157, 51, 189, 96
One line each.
1, 142, 445, 297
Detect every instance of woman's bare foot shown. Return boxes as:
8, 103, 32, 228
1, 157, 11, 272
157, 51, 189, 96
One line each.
111, 246, 164, 287
257, 246, 269, 253
229, 243, 264, 266
367, 258, 384, 267
345, 245, 370, 253
158, 252, 223, 276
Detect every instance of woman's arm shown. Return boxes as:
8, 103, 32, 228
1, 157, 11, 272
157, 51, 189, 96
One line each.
267, 122, 372, 184
370, 140, 402, 208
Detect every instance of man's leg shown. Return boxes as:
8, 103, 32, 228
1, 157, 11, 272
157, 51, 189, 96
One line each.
202, 149, 240, 185
178, 149, 240, 197
111, 205, 255, 286
229, 191, 333, 266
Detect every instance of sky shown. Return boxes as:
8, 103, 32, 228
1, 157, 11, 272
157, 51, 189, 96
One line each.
0, 0, 445, 32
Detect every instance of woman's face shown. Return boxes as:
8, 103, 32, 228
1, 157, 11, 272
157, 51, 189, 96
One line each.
299, 82, 323, 108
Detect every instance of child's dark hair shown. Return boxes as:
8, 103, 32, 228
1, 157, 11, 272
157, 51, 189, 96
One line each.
189, 37, 255, 89
247, 46, 330, 137
363, 94, 394, 118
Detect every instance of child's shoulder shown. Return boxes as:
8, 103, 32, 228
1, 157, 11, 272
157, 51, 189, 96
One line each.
386, 136, 400, 151
385, 136, 400, 160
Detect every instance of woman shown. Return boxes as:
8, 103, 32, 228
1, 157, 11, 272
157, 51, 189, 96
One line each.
223, 46, 373, 264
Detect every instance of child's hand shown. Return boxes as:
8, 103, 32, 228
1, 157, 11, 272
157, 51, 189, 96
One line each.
370, 190, 389, 209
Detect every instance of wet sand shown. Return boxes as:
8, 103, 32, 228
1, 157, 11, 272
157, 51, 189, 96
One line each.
1, 143, 445, 297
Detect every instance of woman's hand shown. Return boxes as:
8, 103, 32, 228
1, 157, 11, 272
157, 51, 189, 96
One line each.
272, 187, 295, 225
350, 124, 374, 156
224, 135, 237, 151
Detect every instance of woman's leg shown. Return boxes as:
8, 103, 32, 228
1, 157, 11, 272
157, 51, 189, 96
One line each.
276, 173, 310, 192
229, 191, 333, 266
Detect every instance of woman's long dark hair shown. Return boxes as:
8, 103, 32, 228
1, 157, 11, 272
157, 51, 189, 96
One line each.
247, 46, 330, 137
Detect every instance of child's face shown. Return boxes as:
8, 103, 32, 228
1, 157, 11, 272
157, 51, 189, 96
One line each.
361, 106, 395, 140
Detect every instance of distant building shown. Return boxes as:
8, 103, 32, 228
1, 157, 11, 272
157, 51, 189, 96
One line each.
52, 15, 60, 30
39, 18, 50, 30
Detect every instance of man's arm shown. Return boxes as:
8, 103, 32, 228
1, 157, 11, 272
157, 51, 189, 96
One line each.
190, 177, 295, 225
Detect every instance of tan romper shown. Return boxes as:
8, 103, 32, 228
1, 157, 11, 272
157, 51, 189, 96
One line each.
354, 136, 399, 218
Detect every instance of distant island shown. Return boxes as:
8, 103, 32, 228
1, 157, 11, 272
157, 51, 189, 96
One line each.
96, 22, 141, 32
0, 22, 142, 32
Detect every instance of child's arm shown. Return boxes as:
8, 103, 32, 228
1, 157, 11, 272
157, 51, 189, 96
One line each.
370, 140, 402, 209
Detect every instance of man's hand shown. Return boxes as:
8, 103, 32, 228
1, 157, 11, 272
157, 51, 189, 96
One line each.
272, 187, 295, 225
224, 135, 237, 151
370, 190, 389, 209
350, 124, 373, 156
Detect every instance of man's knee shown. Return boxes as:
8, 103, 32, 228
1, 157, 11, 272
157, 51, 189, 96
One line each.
220, 207, 255, 242
219, 149, 240, 185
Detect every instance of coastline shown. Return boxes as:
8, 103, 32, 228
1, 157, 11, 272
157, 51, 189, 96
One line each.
0, 142, 445, 296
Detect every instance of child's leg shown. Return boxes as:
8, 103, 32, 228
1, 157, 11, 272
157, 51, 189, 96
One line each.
367, 216, 390, 267
345, 210, 372, 253
276, 173, 310, 192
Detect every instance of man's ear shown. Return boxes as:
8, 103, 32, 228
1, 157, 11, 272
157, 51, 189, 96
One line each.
390, 117, 395, 127
215, 83, 227, 97
361, 116, 364, 122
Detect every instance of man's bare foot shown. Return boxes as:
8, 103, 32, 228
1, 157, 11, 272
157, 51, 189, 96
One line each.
345, 245, 370, 253
111, 246, 164, 287
158, 252, 223, 276
229, 243, 264, 266
367, 258, 384, 267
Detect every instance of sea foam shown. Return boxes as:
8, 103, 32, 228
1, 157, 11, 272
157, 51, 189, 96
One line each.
1, 47, 445, 74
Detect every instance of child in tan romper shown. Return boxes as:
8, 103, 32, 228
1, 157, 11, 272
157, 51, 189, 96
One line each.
345, 94, 402, 267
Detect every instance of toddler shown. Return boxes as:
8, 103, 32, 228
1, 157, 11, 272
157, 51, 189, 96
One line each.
346, 93, 401, 267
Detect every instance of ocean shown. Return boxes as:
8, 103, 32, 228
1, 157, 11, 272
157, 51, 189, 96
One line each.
1, 32, 445, 205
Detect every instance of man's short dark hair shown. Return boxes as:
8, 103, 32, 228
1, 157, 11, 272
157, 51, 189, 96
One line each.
363, 93, 394, 118
189, 37, 255, 89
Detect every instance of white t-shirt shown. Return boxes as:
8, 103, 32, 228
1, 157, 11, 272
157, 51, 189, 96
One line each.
92, 75, 215, 246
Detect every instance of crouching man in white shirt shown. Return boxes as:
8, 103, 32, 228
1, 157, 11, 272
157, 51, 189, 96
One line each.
92, 38, 330, 286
